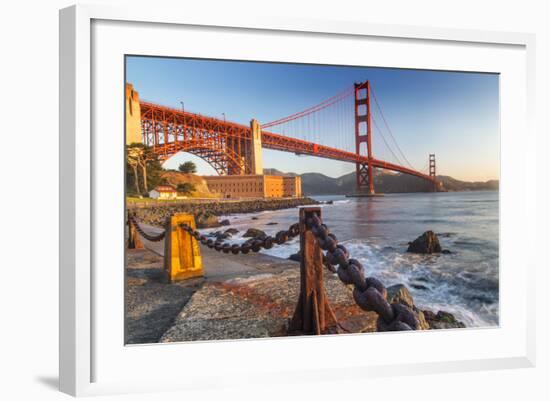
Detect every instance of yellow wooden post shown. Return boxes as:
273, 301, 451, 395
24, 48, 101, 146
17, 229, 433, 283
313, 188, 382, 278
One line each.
164, 214, 203, 282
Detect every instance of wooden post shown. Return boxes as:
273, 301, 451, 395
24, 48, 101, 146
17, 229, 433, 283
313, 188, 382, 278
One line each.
127, 211, 143, 249
164, 214, 204, 282
288, 207, 338, 335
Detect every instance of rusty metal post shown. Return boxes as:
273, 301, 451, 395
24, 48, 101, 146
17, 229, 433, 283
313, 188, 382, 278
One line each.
127, 211, 143, 249
289, 207, 338, 335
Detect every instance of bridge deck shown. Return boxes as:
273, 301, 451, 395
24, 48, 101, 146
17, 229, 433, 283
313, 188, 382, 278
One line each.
139, 101, 435, 183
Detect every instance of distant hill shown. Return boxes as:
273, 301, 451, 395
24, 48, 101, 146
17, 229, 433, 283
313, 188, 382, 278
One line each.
264, 168, 498, 195
263, 168, 297, 176
436, 175, 499, 191
160, 171, 217, 197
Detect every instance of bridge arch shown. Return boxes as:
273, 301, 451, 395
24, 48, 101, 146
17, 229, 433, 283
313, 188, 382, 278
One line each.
157, 141, 244, 176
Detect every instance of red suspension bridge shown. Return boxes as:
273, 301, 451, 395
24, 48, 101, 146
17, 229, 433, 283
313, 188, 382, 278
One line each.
129, 80, 439, 194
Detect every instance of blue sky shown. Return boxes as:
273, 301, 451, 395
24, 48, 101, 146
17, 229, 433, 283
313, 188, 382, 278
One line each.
126, 56, 499, 181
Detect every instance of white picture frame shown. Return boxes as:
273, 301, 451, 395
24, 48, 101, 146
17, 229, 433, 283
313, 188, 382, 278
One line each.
59, 4, 536, 397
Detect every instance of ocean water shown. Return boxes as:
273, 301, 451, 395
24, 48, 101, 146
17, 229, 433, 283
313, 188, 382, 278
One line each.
203, 191, 499, 328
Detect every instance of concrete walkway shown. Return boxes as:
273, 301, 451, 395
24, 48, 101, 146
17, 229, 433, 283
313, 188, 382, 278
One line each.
126, 225, 301, 344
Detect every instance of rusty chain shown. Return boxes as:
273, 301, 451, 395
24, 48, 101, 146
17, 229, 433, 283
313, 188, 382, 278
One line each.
306, 213, 420, 331
128, 214, 167, 242
180, 223, 300, 255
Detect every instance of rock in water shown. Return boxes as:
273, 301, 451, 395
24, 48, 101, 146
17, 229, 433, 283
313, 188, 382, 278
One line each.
386, 284, 415, 308
195, 212, 220, 229
224, 228, 239, 236
207, 230, 232, 240
422, 309, 466, 329
220, 219, 231, 226
407, 231, 442, 254
242, 228, 267, 239
385, 284, 430, 330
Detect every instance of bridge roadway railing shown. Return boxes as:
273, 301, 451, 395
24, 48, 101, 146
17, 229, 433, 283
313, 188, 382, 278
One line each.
128, 207, 421, 334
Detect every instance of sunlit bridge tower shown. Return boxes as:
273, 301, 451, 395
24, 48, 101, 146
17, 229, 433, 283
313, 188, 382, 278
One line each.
354, 81, 375, 195
429, 154, 437, 192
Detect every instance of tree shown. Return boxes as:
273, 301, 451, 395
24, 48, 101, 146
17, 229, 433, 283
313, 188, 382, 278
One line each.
126, 143, 164, 195
178, 161, 197, 174
137, 145, 157, 192
176, 182, 196, 195
126, 144, 143, 195
147, 159, 168, 189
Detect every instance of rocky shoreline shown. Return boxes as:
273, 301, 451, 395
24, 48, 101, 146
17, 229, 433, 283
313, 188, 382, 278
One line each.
129, 197, 319, 228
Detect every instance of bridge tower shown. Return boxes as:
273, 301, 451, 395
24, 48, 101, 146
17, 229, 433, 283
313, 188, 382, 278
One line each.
354, 81, 375, 195
126, 83, 143, 145
249, 119, 264, 175
429, 154, 437, 192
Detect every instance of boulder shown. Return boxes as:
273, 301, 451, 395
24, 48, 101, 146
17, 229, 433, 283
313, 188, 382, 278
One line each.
385, 284, 430, 330
406, 231, 442, 254
207, 231, 232, 240
242, 228, 267, 239
220, 219, 231, 226
422, 309, 437, 321
386, 284, 415, 308
195, 212, 220, 229
415, 309, 430, 330
241, 238, 254, 247
437, 311, 457, 323
224, 228, 239, 236
422, 309, 466, 329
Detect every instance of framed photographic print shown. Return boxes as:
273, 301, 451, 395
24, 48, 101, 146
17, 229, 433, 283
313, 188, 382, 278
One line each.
59, 4, 536, 397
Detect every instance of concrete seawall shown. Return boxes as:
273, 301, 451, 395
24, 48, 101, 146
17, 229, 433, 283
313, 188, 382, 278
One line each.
129, 197, 319, 227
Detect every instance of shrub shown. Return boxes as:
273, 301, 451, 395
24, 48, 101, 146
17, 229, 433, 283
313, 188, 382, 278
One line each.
177, 182, 196, 195
178, 161, 197, 174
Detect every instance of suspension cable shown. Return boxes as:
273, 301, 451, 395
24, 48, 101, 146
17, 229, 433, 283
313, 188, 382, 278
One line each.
372, 117, 404, 166
262, 85, 354, 129
370, 85, 416, 170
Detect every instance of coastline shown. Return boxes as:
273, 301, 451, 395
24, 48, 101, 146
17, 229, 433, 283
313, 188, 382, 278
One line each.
127, 191, 497, 329
127, 236, 465, 344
